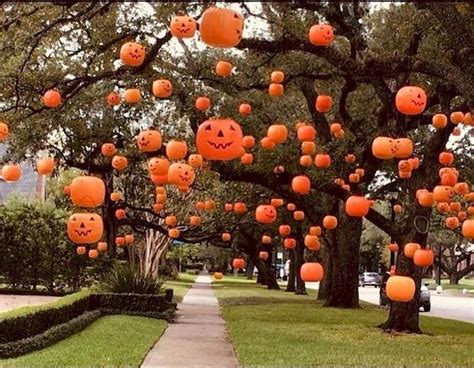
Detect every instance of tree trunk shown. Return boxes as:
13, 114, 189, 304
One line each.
103, 172, 117, 258
324, 203, 361, 308
295, 240, 307, 295
449, 272, 459, 285
249, 253, 279, 290
318, 241, 332, 300
246, 259, 254, 280
286, 249, 296, 292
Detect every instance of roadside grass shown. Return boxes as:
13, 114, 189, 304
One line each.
424, 278, 474, 292
3, 315, 166, 366
214, 277, 474, 366
164, 272, 196, 302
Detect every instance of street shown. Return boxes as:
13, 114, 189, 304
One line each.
303, 282, 474, 324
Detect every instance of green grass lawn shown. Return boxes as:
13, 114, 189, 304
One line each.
164, 272, 196, 302
3, 315, 166, 366
214, 277, 474, 366
424, 278, 474, 292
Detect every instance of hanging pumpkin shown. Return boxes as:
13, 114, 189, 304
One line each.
101, 143, 116, 157
123, 88, 141, 104
150, 173, 168, 185
255, 205, 277, 224
188, 154, 203, 168
300, 155, 313, 167
224, 203, 233, 212
120, 41, 145, 66
205, 199, 216, 210
450, 111, 464, 124
309, 24, 334, 46
190, 215, 201, 226
137, 130, 162, 152
232, 258, 245, 269
315, 95, 333, 113
166, 140, 188, 160
148, 157, 170, 175
110, 192, 122, 202
196, 119, 243, 160
116, 236, 126, 247
345, 196, 369, 217
152, 79, 173, 98
242, 135, 255, 149
439, 152, 454, 166
153, 203, 164, 212
115, 209, 126, 220
372, 137, 394, 159
417, 191, 433, 207
388, 243, 399, 252
279, 224, 291, 237
284, 238, 296, 249
404, 242, 421, 258
356, 167, 365, 178
259, 251, 269, 260
301, 141, 316, 155
241, 153, 253, 165
112, 155, 128, 171
88, 249, 99, 259
309, 226, 322, 236
287, 203, 296, 211
454, 182, 469, 195
233, 202, 247, 214
195, 201, 205, 211
43, 89, 61, 108
1, 164, 21, 182
445, 216, 459, 229
457, 211, 467, 222
125, 234, 134, 244
195, 96, 211, 111
36, 157, 55, 176
267, 124, 288, 144
268, 83, 284, 96
77, 246, 87, 255
345, 153, 356, 164
70, 176, 105, 208
214, 272, 223, 280
200, 7, 244, 48
432, 114, 447, 129
440, 171, 457, 186
300, 262, 324, 282
261, 235, 272, 244
437, 202, 449, 213
292, 175, 311, 195
0, 122, 9, 141
294, 210, 305, 221
393, 204, 402, 214
271, 71, 284, 83
215, 60, 233, 77
165, 215, 177, 227
323, 215, 338, 230
168, 162, 195, 187
106, 92, 121, 107
260, 137, 276, 150
433, 185, 453, 203
348, 173, 360, 183
67, 213, 104, 244
169, 228, 180, 238
393, 138, 413, 158
462, 219, 474, 239
413, 249, 434, 267
395, 86, 427, 115
463, 112, 473, 125
304, 235, 320, 251
270, 198, 284, 207
170, 15, 197, 38
386, 276, 415, 302
97, 242, 108, 253
297, 125, 316, 142
239, 103, 252, 116
315, 154, 331, 168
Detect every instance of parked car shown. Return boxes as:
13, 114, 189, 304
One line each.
379, 273, 431, 311
359, 272, 381, 287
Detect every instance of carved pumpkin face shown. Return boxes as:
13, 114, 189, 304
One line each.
393, 138, 413, 158
106, 92, 121, 107
279, 225, 291, 237
101, 143, 116, 157
148, 157, 170, 175
309, 24, 334, 46
196, 119, 243, 160
372, 137, 395, 159
120, 42, 145, 67
433, 185, 454, 203
200, 7, 244, 48
67, 213, 104, 244
168, 162, 195, 187
0, 122, 9, 141
137, 130, 162, 152
112, 155, 128, 171
255, 205, 277, 224
188, 154, 203, 168
152, 79, 173, 98
170, 15, 197, 38
395, 86, 427, 115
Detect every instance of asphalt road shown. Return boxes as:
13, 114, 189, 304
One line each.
303, 282, 474, 324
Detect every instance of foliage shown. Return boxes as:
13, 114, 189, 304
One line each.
214, 277, 474, 366
97, 264, 163, 295
2, 316, 166, 367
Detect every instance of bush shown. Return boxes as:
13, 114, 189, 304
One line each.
98, 265, 163, 295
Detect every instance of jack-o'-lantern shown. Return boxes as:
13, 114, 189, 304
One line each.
454, 182, 469, 195
165, 215, 177, 228
294, 210, 305, 221
260, 137, 276, 150
323, 215, 338, 230
106, 92, 121, 107
315, 95, 332, 113
304, 235, 320, 251
115, 209, 126, 220
43, 89, 61, 108
196, 119, 243, 160
267, 124, 288, 144
388, 243, 399, 252
259, 251, 269, 260
233, 202, 247, 214
309, 24, 334, 46
222, 233, 231, 242
110, 192, 122, 202
137, 130, 162, 152
115, 236, 126, 247
166, 140, 188, 160
292, 175, 311, 195
123, 88, 141, 104
152, 79, 173, 98
297, 125, 316, 142
432, 113, 447, 129
168, 163, 195, 187
345, 153, 355, 163
284, 238, 296, 249
417, 191, 433, 207
242, 135, 255, 149
215, 60, 233, 77
240, 153, 253, 165
0, 122, 9, 141
439, 152, 454, 166
70, 176, 105, 208
395, 86, 427, 115
188, 154, 203, 168
445, 216, 459, 229
271, 71, 284, 83
386, 276, 415, 302
299, 155, 312, 167
67, 213, 103, 244
287, 203, 296, 211
404, 242, 420, 258
88, 249, 99, 259
239, 103, 252, 116
214, 272, 223, 280
349, 173, 360, 183
255, 205, 277, 224
205, 199, 216, 210
97, 242, 108, 253
1, 164, 21, 182
457, 211, 467, 222
393, 138, 413, 158
120, 42, 145, 66
224, 203, 233, 212
433, 185, 453, 203
309, 226, 322, 236
112, 155, 128, 171
450, 111, 464, 124
372, 137, 394, 159
232, 258, 245, 269
101, 143, 116, 157
441, 171, 457, 186
36, 157, 55, 176
462, 219, 474, 238
301, 141, 316, 155
76, 246, 86, 255
398, 160, 412, 173
279, 225, 291, 237
315, 154, 331, 168
170, 15, 197, 38
148, 157, 170, 175
268, 83, 284, 96
125, 234, 134, 244
200, 7, 244, 48
345, 196, 369, 217
437, 202, 449, 212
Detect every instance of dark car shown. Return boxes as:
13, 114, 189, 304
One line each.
379, 273, 431, 311
359, 272, 381, 287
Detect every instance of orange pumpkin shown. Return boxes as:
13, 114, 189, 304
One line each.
150, 173, 168, 185
97, 242, 108, 253
214, 272, 223, 280
259, 251, 269, 260
188, 154, 203, 168
309, 226, 322, 236
413, 249, 434, 267
462, 219, 474, 238
242, 135, 255, 149
287, 203, 296, 211
88, 249, 99, 259
450, 111, 464, 124
123, 88, 141, 104
270, 71, 284, 83
67, 213, 103, 244
1, 164, 21, 182
168, 162, 195, 187
267, 124, 288, 144
404, 242, 420, 258
195, 201, 205, 211
148, 157, 170, 175
205, 199, 216, 210
153, 203, 164, 213
348, 173, 360, 183
440, 171, 457, 186
439, 152, 454, 166
240, 153, 253, 165
101, 143, 116, 157
292, 175, 311, 195
345, 196, 369, 217
255, 205, 277, 224
166, 140, 188, 160
268, 83, 284, 96
112, 155, 128, 171
323, 215, 338, 230
284, 238, 296, 250
120, 41, 145, 66
125, 234, 134, 244
386, 276, 415, 302
215, 60, 233, 77
115, 209, 126, 220
169, 228, 180, 238
393, 204, 402, 214
36, 157, 55, 176
388, 243, 399, 252
297, 125, 316, 142
0, 122, 9, 141
454, 182, 469, 195
116, 236, 126, 247
395, 86, 427, 115
309, 24, 334, 46
330, 123, 342, 135
70, 176, 105, 208
233, 202, 247, 214
224, 203, 233, 212
106, 92, 121, 107
170, 15, 197, 38
301, 141, 316, 155
43, 89, 61, 108
372, 137, 394, 159
345, 153, 356, 164
463, 112, 473, 125
137, 130, 162, 152
293, 210, 305, 221
445, 216, 459, 229
261, 235, 272, 244
260, 137, 276, 150
393, 138, 413, 158
190, 215, 201, 226
152, 79, 173, 98
299, 155, 312, 167
433, 185, 453, 203
239, 103, 252, 116
315, 95, 332, 113
300, 262, 324, 282
279, 225, 291, 237
304, 235, 320, 250
457, 211, 467, 222
196, 119, 243, 160
195, 96, 211, 110
110, 192, 122, 202
165, 215, 177, 228
77, 246, 87, 255
437, 202, 449, 212
232, 258, 245, 269
200, 7, 244, 48
432, 113, 447, 129
417, 191, 433, 207
315, 154, 331, 168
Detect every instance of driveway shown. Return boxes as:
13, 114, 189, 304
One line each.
0, 294, 59, 314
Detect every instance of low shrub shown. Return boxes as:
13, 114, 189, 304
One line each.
98, 265, 163, 295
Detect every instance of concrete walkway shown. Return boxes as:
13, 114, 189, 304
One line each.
141, 273, 239, 368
